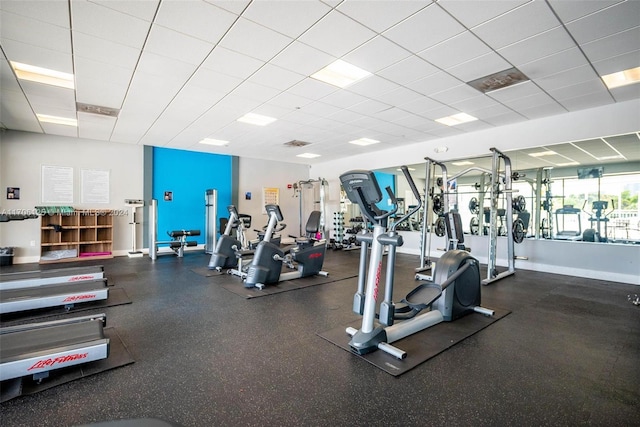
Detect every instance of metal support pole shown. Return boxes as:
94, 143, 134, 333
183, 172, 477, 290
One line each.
535, 168, 543, 239
205, 189, 217, 254
149, 199, 158, 260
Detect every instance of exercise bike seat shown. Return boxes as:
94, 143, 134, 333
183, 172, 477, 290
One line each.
402, 283, 442, 311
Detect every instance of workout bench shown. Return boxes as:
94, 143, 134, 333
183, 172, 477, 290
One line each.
155, 229, 201, 257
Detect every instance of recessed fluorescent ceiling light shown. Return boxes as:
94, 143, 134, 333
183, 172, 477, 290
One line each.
435, 113, 478, 126
37, 114, 77, 126
348, 138, 380, 146
601, 67, 640, 89
451, 161, 474, 166
11, 61, 74, 89
556, 162, 580, 167
597, 155, 624, 160
528, 150, 557, 157
237, 112, 277, 126
434, 146, 448, 153
297, 153, 321, 158
311, 60, 372, 88
199, 138, 229, 146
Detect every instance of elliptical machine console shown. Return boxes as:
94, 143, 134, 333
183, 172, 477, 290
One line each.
339, 166, 494, 360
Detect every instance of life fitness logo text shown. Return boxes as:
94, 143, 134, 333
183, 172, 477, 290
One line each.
28, 353, 88, 371
68, 275, 95, 282
62, 294, 97, 302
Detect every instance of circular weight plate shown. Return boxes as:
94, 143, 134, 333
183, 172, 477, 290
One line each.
512, 218, 525, 243
512, 195, 526, 212
434, 217, 446, 237
432, 194, 443, 214
470, 217, 480, 235
468, 197, 479, 214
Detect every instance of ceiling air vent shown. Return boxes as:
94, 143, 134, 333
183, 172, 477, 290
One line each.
467, 67, 530, 94
76, 102, 120, 117
284, 140, 311, 147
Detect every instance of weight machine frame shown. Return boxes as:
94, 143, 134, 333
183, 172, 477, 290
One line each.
420, 148, 517, 285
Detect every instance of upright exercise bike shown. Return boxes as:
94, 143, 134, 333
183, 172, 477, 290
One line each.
244, 204, 328, 289
208, 205, 251, 274
340, 166, 494, 360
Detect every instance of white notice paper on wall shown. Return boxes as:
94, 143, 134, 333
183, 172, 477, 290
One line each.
42, 165, 74, 203
81, 169, 110, 204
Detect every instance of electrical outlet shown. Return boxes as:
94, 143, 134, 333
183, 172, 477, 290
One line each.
30, 240, 36, 247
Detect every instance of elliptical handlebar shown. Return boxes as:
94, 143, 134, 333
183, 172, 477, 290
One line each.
374, 186, 398, 221
390, 166, 424, 232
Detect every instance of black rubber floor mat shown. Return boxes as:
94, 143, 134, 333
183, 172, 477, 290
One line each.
219, 268, 357, 299
318, 307, 511, 376
0, 326, 135, 402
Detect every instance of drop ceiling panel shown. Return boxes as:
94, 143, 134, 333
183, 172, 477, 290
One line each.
592, 50, 640, 77
487, 81, 546, 103
242, 0, 331, 38
77, 112, 116, 141
218, 17, 293, 62
40, 122, 77, 137
430, 84, 482, 105
135, 52, 196, 86
231, 81, 281, 104
481, 111, 526, 127
0, 88, 42, 132
605, 133, 640, 159
518, 47, 591, 80
247, 64, 305, 91
342, 36, 411, 73
19, 80, 75, 107
266, 92, 315, 110
382, 4, 465, 53
144, 25, 215, 65
200, 46, 264, 80
535, 65, 602, 92
72, 32, 140, 69
437, 0, 529, 29
397, 96, 445, 116
581, 27, 640, 63
608, 83, 640, 104
497, 27, 577, 67
560, 90, 615, 112
419, 31, 492, 70
451, 95, 502, 113
87, 0, 159, 22
187, 67, 242, 93
518, 102, 567, 120
1, 12, 71, 53
1, 39, 73, 74
269, 42, 335, 77
286, 78, 338, 101
347, 75, 401, 99
564, 1, 640, 44
0, 0, 71, 28
155, 0, 236, 43
337, 0, 428, 33
407, 72, 462, 97
207, 0, 251, 16
547, 0, 623, 23
472, 1, 560, 50
298, 10, 376, 57
373, 87, 423, 108
26, 89, 76, 112
71, 0, 152, 50
573, 139, 620, 158
377, 55, 439, 86
446, 52, 512, 82
547, 79, 608, 101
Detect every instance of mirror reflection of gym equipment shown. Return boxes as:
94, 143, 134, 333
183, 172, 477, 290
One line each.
421, 148, 525, 286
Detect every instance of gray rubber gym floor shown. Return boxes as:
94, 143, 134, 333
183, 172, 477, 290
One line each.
1, 249, 638, 426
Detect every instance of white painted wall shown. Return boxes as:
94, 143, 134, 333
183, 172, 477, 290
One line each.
236, 157, 311, 242
0, 130, 144, 262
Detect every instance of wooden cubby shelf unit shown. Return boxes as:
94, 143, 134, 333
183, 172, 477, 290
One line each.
40, 209, 114, 263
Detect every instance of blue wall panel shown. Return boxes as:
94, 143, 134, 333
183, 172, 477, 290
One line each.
153, 147, 232, 244
373, 171, 396, 214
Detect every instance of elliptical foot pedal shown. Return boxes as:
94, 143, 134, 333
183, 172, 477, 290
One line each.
402, 283, 442, 311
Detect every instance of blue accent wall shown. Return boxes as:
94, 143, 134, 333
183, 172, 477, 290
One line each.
373, 171, 396, 213
153, 147, 232, 244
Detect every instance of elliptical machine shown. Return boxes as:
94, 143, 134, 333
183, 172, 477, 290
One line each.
244, 204, 328, 289
340, 166, 494, 360
208, 205, 251, 274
